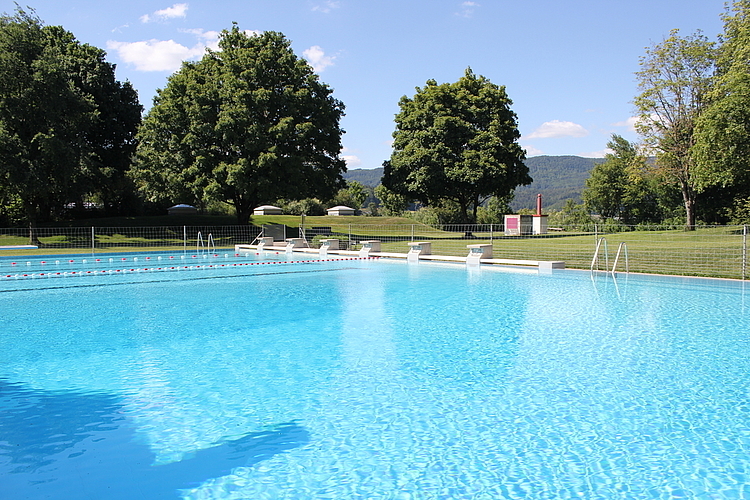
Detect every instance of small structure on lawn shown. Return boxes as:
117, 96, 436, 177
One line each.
504, 194, 548, 235
168, 204, 197, 216
327, 205, 356, 216
253, 205, 283, 215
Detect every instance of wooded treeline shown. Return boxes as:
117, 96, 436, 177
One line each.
3, 2, 750, 230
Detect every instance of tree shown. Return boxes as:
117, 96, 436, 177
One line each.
583, 136, 631, 220
548, 199, 594, 230
332, 180, 367, 210
634, 29, 715, 229
132, 27, 346, 224
382, 68, 530, 223
583, 134, 664, 224
0, 8, 141, 235
693, 1, 750, 202
476, 194, 513, 224
374, 184, 408, 216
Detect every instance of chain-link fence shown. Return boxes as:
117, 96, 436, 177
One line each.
300, 223, 748, 280
0, 226, 262, 254
1, 224, 747, 280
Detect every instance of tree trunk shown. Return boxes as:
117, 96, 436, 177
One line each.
234, 195, 254, 225
24, 202, 43, 246
681, 180, 697, 230
28, 223, 42, 247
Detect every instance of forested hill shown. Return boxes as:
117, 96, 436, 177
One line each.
343, 167, 385, 187
510, 156, 602, 210
342, 155, 602, 211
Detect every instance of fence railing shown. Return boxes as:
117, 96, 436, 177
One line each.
0, 226, 262, 254
1, 224, 747, 280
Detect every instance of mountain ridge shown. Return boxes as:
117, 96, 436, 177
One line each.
342, 155, 603, 210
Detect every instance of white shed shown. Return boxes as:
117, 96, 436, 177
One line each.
327, 205, 356, 216
253, 205, 283, 215
167, 204, 198, 215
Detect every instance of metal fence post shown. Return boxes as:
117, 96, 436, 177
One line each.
91, 226, 95, 254
183, 226, 187, 255
743, 225, 747, 280
594, 223, 599, 248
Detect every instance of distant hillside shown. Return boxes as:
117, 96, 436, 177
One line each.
343, 155, 601, 211
342, 168, 384, 187
511, 156, 602, 211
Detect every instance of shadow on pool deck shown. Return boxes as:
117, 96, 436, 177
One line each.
0, 379, 309, 499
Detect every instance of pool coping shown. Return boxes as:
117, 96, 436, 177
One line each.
234, 244, 566, 270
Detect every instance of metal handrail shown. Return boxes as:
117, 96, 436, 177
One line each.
196, 231, 216, 254
207, 233, 216, 254
612, 242, 629, 275
590, 237, 609, 272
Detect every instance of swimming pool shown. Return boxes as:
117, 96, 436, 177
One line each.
1, 253, 749, 499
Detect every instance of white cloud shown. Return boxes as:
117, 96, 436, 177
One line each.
612, 116, 639, 132
343, 155, 362, 167
526, 120, 589, 139
108, 29, 264, 72
341, 147, 361, 167
456, 1, 480, 18
107, 39, 206, 72
523, 144, 544, 156
141, 3, 189, 23
312, 1, 340, 13
180, 29, 221, 51
303, 46, 335, 72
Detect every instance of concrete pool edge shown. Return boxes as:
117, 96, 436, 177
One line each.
234, 244, 566, 271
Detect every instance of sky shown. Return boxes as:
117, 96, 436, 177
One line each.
2, 0, 728, 169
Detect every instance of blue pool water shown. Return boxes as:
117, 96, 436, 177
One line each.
1, 253, 750, 499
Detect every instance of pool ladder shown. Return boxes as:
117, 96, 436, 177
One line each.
196, 232, 216, 254
591, 237, 629, 276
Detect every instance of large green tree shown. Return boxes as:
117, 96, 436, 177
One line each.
132, 27, 346, 224
634, 29, 715, 229
583, 135, 633, 220
693, 1, 750, 200
382, 68, 530, 223
0, 8, 141, 233
583, 134, 664, 224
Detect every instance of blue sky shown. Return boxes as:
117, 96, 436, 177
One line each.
3, 0, 726, 169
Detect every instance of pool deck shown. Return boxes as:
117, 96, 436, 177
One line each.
235, 244, 565, 270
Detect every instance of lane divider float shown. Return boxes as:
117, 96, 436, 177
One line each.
2, 256, 379, 280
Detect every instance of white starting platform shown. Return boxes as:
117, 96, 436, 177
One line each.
407, 241, 431, 262
359, 240, 381, 258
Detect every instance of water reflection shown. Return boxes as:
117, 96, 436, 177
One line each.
0, 380, 309, 500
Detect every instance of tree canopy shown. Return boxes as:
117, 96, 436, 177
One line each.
583, 135, 667, 225
131, 27, 347, 224
634, 29, 715, 229
0, 8, 141, 231
382, 68, 530, 223
693, 0, 750, 198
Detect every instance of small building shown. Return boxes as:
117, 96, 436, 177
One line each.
327, 205, 356, 216
504, 214, 532, 235
253, 205, 283, 215
167, 204, 197, 216
504, 194, 549, 235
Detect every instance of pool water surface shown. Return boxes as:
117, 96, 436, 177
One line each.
1, 254, 750, 499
